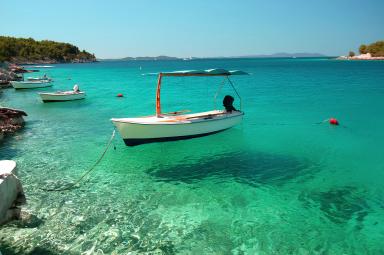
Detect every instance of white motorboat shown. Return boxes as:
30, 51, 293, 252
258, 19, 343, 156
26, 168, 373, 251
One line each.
11, 80, 53, 89
39, 85, 85, 102
27, 76, 52, 82
34, 65, 54, 68
39, 91, 85, 102
111, 69, 248, 146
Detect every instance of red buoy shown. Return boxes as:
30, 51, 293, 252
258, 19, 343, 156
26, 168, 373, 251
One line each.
117, 93, 123, 97
329, 118, 339, 125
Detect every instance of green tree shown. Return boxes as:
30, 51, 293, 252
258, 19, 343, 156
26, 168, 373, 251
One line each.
349, 51, 355, 57
367, 41, 384, 57
0, 36, 96, 63
359, 44, 367, 54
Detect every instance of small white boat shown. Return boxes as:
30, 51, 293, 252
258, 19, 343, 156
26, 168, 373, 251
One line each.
11, 80, 53, 89
111, 69, 248, 146
39, 85, 85, 102
34, 65, 54, 68
27, 76, 52, 82
39, 91, 85, 102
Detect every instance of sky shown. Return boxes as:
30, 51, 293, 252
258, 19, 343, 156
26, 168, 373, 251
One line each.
0, 0, 383, 58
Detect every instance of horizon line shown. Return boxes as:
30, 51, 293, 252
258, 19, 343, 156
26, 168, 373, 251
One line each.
99, 53, 332, 60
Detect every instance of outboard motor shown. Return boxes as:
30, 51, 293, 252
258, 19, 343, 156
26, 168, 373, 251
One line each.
223, 95, 237, 112
73, 84, 80, 92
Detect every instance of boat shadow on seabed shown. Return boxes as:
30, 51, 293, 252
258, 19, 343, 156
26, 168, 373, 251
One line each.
146, 150, 315, 187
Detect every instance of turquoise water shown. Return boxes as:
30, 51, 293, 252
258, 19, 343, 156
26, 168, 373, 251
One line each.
1, 58, 384, 254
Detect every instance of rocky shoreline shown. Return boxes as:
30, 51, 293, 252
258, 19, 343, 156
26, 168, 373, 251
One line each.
0, 108, 27, 141
337, 53, 384, 60
1, 60, 96, 87
0, 64, 29, 138
0, 69, 21, 88
0, 63, 31, 87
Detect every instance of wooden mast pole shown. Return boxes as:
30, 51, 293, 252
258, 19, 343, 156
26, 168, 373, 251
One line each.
156, 73, 162, 117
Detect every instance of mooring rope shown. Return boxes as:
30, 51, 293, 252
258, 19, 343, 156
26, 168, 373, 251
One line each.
41, 129, 116, 192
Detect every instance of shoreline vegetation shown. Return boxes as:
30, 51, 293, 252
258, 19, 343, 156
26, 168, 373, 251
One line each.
337, 40, 384, 60
0, 36, 96, 64
0, 36, 97, 85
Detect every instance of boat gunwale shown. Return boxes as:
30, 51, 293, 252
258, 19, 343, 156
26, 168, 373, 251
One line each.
41, 98, 85, 102
111, 111, 244, 125
38, 91, 85, 96
11, 80, 52, 84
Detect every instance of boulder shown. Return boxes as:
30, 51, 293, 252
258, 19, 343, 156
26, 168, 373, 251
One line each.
0, 160, 26, 225
0, 107, 27, 134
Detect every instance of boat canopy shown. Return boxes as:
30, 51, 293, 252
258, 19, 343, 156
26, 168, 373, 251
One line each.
147, 68, 249, 76
153, 69, 248, 116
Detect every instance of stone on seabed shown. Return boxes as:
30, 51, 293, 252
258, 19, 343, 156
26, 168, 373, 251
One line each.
0, 160, 26, 225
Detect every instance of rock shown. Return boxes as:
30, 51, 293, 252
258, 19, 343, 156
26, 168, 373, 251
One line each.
15, 211, 43, 228
0, 107, 27, 135
0, 63, 27, 87
0, 160, 26, 225
0, 68, 20, 83
337, 52, 384, 60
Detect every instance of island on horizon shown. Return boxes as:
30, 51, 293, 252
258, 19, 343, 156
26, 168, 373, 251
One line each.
100, 52, 328, 61
338, 40, 384, 60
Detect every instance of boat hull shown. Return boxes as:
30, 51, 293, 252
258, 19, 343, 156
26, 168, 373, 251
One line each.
111, 111, 243, 146
11, 81, 52, 89
39, 92, 85, 102
122, 128, 229, 146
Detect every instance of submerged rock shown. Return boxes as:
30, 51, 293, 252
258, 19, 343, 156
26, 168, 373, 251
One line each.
299, 186, 370, 225
15, 211, 44, 228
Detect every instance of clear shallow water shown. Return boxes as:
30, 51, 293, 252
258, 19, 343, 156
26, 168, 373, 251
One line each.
1, 58, 384, 254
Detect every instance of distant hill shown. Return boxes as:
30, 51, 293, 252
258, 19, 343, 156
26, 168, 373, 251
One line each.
230, 52, 326, 58
100, 52, 326, 61
125, 55, 180, 61
0, 36, 96, 64
102, 55, 181, 61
